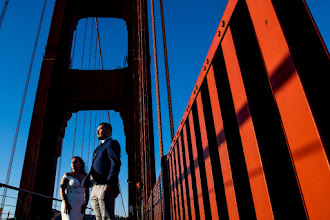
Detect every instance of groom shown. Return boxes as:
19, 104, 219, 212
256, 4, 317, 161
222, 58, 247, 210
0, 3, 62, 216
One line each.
84, 122, 121, 220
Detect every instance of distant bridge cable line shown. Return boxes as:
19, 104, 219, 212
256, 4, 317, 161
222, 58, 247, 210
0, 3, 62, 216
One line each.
0, 0, 10, 29
0, 0, 49, 211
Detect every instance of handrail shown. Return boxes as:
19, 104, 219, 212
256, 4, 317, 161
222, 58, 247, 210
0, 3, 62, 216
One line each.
0, 183, 93, 212
0, 183, 61, 202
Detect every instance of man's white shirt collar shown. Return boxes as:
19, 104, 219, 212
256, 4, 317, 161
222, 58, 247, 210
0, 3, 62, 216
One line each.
101, 137, 111, 144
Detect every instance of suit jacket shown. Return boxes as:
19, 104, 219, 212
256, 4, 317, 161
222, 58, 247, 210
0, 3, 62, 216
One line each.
85, 138, 121, 192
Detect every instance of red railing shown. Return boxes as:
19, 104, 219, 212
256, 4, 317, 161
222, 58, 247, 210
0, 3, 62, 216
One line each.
146, 0, 330, 219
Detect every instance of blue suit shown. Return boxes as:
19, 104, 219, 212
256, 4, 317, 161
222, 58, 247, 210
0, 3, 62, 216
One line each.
85, 138, 121, 220
89, 138, 121, 192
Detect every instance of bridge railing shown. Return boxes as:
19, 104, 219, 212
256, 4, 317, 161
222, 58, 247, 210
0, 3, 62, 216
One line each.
0, 183, 95, 219
146, 0, 330, 219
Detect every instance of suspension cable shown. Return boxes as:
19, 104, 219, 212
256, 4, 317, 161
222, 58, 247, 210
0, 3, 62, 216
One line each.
87, 111, 92, 168
0, 0, 10, 29
159, 0, 175, 141
70, 20, 80, 158
80, 18, 88, 69
70, 23, 79, 68
81, 112, 86, 158
0, 0, 48, 211
72, 113, 78, 158
78, 19, 89, 158
94, 110, 97, 151
95, 17, 104, 70
150, 0, 164, 158
53, 148, 63, 209
86, 19, 94, 168
107, 111, 111, 125
93, 28, 98, 70
95, 18, 113, 126
94, 18, 126, 216
88, 18, 95, 70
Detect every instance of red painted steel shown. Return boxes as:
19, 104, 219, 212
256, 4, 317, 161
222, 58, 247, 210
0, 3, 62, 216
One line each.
174, 144, 184, 220
168, 154, 175, 220
206, 66, 239, 219
222, 28, 274, 219
245, 0, 330, 218
182, 125, 196, 220
178, 135, 189, 220
188, 112, 206, 220
171, 151, 179, 220
146, 0, 330, 219
168, 153, 175, 220
195, 93, 219, 219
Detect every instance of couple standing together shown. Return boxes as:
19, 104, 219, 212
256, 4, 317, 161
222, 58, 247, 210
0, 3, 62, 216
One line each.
60, 122, 121, 220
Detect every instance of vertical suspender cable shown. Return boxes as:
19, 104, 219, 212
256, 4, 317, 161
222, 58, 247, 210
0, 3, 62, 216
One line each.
159, 0, 174, 141
95, 18, 104, 70
95, 18, 112, 123
80, 18, 88, 69
151, 0, 164, 158
95, 18, 126, 217
0, 0, 48, 211
70, 19, 81, 158
81, 112, 86, 158
93, 30, 98, 70
86, 18, 94, 168
72, 113, 78, 158
53, 150, 63, 210
79, 18, 88, 158
87, 111, 92, 168
70, 26, 79, 68
107, 111, 111, 125
88, 18, 95, 70
0, 0, 10, 29
94, 110, 97, 151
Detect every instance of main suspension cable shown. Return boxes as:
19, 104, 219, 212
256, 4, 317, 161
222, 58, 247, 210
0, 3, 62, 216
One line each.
0, 0, 48, 211
150, 0, 164, 158
159, 0, 175, 141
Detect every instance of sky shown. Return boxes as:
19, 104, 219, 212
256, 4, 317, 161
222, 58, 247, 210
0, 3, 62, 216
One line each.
0, 0, 329, 218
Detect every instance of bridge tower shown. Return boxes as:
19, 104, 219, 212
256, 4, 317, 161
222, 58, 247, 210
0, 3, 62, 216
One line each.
15, 0, 156, 219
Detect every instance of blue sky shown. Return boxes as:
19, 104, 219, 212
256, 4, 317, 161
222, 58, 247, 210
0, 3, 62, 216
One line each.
0, 0, 328, 218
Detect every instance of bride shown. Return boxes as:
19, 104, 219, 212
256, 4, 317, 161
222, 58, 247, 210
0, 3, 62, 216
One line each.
60, 156, 90, 220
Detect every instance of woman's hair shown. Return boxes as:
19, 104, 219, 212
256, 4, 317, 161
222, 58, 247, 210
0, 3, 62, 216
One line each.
72, 156, 87, 175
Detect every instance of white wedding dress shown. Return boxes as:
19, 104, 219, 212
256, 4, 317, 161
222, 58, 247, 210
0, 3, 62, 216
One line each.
61, 174, 86, 220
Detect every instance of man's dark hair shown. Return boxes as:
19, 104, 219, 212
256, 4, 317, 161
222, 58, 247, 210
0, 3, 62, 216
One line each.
99, 122, 112, 134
